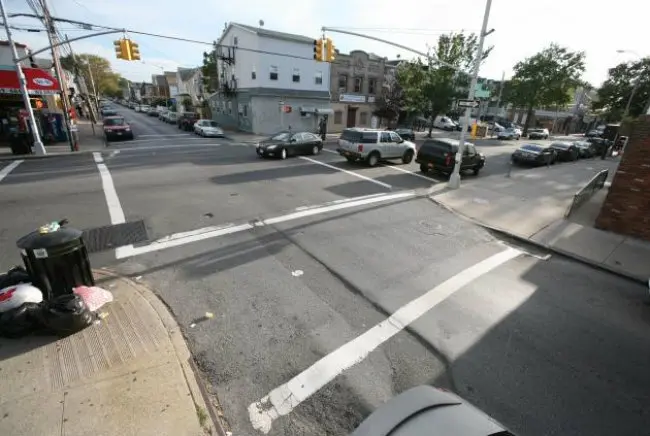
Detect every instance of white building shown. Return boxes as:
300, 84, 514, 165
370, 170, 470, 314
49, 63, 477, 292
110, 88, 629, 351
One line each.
176, 67, 204, 111
209, 22, 331, 134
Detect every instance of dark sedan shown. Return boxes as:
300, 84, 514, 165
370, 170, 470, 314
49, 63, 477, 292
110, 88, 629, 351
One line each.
256, 131, 323, 159
101, 106, 118, 117
573, 140, 597, 158
549, 141, 579, 161
394, 128, 415, 141
511, 143, 557, 166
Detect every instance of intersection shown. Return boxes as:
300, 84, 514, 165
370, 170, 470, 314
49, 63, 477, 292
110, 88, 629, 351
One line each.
1, 107, 648, 436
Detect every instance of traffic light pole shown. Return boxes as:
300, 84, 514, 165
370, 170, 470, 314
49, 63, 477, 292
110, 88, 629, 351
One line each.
0, 0, 47, 155
14, 29, 123, 64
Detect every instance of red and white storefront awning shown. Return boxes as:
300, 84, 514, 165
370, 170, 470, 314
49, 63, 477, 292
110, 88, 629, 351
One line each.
0, 66, 60, 95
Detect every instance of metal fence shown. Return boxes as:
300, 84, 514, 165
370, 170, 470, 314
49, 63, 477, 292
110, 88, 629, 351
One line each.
565, 169, 609, 218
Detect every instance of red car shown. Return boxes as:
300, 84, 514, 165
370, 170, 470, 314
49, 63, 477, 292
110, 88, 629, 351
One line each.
103, 116, 134, 142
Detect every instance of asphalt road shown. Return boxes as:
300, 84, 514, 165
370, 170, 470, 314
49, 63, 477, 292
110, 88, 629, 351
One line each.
1, 106, 648, 436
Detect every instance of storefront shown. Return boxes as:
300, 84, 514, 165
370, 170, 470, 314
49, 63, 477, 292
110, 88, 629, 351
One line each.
0, 66, 61, 149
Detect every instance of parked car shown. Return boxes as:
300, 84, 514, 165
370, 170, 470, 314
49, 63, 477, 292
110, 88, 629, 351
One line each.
573, 140, 597, 158
497, 126, 522, 140
103, 116, 133, 142
585, 128, 604, 138
586, 137, 611, 156
166, 111, 178, 124
256, 131, 323, 159
511, 143, 557, 166
139, 104, 151, 113
416, 138, 485, 176
433, 115, 457, 131
158, 109, 169, 121
336, 128, 416, 167
549, 141, 579, 161
393, 127, 415, 141
194, 119, 224, 137
178, 112, 199, 131
528, 128, 549, 140
147, 107, 158, 116
351, 386, 515, 436
100, 105, 117, 117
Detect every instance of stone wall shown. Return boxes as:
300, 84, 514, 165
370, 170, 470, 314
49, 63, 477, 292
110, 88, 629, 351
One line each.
595, 115, 650, 240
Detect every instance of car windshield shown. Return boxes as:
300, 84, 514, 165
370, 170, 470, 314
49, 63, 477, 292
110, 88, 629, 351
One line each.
551, 143, 570, 149
530, 129, 543, 133
105, 118, 125, 126
270, 132, 291, 141
521, 144, 542, 152
204, 121, 219, 128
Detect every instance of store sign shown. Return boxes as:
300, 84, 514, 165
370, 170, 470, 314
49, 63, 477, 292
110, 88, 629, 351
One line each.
32, 77, 54, 87
340, 94, 366, 103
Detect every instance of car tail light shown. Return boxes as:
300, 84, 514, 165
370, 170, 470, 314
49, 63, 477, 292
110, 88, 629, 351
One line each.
445, 152, 452, 166
358, 144, 363, 152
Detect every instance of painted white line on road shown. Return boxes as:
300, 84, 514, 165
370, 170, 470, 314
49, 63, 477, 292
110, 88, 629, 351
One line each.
0, 160, 23, 182
136, 134, 192, 138
111, 137, 213, 145
294, 192, 388, 211
114, 143, 222, 152
115, 190, 416, 259
299, 156, 392, 189
93, 152, 126, 224
248, 246, 523, 433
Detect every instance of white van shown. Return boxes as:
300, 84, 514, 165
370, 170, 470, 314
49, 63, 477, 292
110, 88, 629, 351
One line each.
434, 115, 457, 131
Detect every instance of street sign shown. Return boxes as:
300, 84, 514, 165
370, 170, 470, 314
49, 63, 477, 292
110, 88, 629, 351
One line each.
457, 99, 480, 109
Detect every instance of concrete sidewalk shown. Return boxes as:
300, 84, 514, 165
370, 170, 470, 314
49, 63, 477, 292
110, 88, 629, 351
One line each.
0, 119, 106, 161
430, 157, 650, 282
0, 270, 221, 436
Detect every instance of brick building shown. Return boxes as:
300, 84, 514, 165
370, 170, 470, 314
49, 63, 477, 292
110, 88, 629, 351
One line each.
596, 115, 650, 240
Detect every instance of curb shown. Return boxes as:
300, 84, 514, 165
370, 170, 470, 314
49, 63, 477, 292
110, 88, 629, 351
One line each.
426, 197, 647, 285
0, 148, 104, 161
94, 269, 229, 436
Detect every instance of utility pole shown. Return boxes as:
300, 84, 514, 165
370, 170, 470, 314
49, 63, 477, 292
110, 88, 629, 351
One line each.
495, 71, 505, 116
448, 0, 493, 189
0, 0, 47, 155
40, 0, 76, 151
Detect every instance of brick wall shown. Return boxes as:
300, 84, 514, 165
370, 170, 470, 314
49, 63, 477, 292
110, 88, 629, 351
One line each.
595, 115, 650, 240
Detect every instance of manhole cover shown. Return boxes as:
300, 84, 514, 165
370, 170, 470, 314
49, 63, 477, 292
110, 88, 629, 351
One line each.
82, 220, 148, 253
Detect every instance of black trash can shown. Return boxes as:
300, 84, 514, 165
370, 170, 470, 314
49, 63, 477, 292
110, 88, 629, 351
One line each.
9, 132, 32, 155
16, 222, 94, 301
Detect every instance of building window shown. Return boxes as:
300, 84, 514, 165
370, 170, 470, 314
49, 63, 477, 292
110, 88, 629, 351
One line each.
233, 36, 238, 46
334, 110, 343, 124
354, 77, 363, 93
270, 66, 278, 81
252, 67, 256, 80
338, 74, 347, 91
315, 71, 323, 85
227, 101, 232, 114
359, 112, 368, 125
368, 78, 376, 94
243, 104, 248, 117
292, 68, 300, 83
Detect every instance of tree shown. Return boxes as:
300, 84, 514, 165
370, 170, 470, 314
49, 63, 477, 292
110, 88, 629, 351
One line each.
201, 50, 218, 93
503, 44, 586, 134
593, 58, 650, 121
397, 32, 492, 136
372, 76, 403, 126
60, 53, 123, 98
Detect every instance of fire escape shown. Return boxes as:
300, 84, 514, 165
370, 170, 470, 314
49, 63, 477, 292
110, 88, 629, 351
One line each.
216, 45, 237, 97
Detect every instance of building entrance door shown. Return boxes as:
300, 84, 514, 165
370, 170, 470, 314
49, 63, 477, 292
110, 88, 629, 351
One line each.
346, 106, 357, 128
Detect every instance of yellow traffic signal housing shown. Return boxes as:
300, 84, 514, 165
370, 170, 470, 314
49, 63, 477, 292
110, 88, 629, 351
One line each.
114, 39, 128, 60
129, 40, 141, 61
325, 38, 336, 62
313, 39, 323, 62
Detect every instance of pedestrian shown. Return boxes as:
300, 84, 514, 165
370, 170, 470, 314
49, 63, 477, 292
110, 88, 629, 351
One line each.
76, 104, 84, 119
318, 117, 326, 141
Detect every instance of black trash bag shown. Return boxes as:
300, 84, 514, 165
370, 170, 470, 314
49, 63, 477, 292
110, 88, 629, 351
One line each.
40, 294, 94, 336
0, 266, 33, 289
0, 302, 43, 338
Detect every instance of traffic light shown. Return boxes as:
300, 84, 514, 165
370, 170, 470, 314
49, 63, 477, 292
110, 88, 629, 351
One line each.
325, 38, 335, 62
114, 39, 128, 60
313, 39, 323, 62
129, 40, 140, 61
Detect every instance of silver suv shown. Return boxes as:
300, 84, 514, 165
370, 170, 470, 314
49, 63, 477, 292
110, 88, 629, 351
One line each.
337, 128, 417, 167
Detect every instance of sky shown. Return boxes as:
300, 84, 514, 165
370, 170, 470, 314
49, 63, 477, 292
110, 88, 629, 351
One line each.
3, 0, 647, 87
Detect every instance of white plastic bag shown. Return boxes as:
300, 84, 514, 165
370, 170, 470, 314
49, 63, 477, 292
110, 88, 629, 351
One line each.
73, 286, 114, 312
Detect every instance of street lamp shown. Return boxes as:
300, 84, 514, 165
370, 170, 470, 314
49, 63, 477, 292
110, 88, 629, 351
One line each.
616, 49, 643, 118
448, 0, 493, 189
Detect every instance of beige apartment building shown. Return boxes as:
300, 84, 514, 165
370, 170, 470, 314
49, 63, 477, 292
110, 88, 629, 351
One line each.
328, 50, 386, 132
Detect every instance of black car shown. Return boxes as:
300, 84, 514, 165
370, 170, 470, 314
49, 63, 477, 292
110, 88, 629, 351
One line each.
256, 131, 323, 159
511, 143, 557, 166
177, 112, 199, 131
573, 140, 597, 158
394, 128, 415, 141
586, 137, 611, 156
101, 106, 117, 117
549, 141, 579, 161
416, 138, 485, 176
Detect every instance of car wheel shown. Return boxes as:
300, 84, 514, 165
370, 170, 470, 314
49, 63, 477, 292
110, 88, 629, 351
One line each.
311, 145, 320, 155
472, 166, 481, 175
280, 148, 287, 160
402, 150, 414, 164
367, 151, 380, 167
419, 164, 428, 173
516, 135, 520, 140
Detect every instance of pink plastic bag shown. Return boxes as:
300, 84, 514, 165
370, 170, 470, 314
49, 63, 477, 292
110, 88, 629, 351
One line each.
73, 286, 114, 312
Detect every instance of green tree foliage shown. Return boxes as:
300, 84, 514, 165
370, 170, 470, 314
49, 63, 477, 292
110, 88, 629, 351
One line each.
397, 32, 492, 136
502, 44, 585, 133
60, 53, 124, 98
594, 58, 650, 121
372, 76, 404, 126
201, 50, 218, 93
